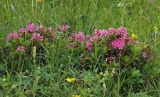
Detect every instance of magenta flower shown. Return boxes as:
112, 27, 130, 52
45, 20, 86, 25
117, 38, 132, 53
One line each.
99, 29, 108, 37
94, 29, 98, 35
109, 28, 116, 35
19, 28, 26, 35
90, 36, 95, 42
17, 46, 25, 51
86, 41, 92, 51
112, 38, 125, 50
68, 36, 72, 40
42, 27, 47, 33
48, 27, 53, 32
35, 24, 43, 32
13, 32, 18, 39
142, 52, 147, 58
27, 23, 35, 32
85, 55, 88, 60
74, 32, 85, 42
6, 32, 19, 42
105, 58, 108, 62
31, 32, 44, 41
6, 33, 13, 42
50, 32, 55, 39
67, 43, 72, 48
134, 41, 139, 46
116, 27, 127, 36
150, 54, 153, 58
111, 57, 115, 60
60, 25, 70, 31
86, 35, 91, 39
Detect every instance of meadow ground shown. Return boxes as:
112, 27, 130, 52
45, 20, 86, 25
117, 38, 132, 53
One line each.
0, 0, 160, 97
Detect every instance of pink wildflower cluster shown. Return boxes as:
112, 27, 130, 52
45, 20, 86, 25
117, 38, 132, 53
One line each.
19, 28, 26, 35
35, 24, 43, 32
134, 41, 139, 46
142, 52, 147, 58
6, 32, 19, 42
67, 27, 131, 51
112, 38, 125, 50
17, 46, 25, 51
59, 25, 70, 31
31, 32, 44, 41
27, 23, 35, 32
94, 29, 109, 37
74, 32, 85, 42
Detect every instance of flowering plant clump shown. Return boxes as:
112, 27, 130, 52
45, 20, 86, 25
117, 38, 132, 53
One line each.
4, 23, 70, 71
3, 23, 155, 95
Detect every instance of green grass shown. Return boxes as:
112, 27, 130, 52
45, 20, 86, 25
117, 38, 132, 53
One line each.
0, 0, 160, 97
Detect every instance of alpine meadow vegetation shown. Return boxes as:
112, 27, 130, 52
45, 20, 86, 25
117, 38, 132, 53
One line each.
0, 0, 160, 97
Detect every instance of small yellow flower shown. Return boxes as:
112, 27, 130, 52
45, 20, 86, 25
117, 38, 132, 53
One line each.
135, 35, 138, 39
72, 95, 80, 97
37, 0, 42, 2
132, 34, 138, 39
131, 34, 135, 38
66, 78, 75, 83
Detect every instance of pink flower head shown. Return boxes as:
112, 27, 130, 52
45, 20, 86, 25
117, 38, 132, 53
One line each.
6, 32, 19, 42
94, 29, 98, 35
85, 55, 88, 60
42, 27, 47, 33
65, 25, 70, 30
6, 33, 13, 42
105, 58, 108, 62
100, 29, 108, 37
27, 23, 35, 32
75, 32, 85, 42
90, 36, 95, 42
96, 35, 101, 42
86, 34, 91, 39
50, 32, 55, 39
13, 32, 19, 39
116, 27, 127, 36
86, 41, 92, 51
150, 54, 153, 58
112, 38, 125, 50
67, 43, 72, 48
17, 46, 25, 51
142, 52, 147, 58
134, 41, 139, 46
48, 27, 53, 32
60, 25, 70, 31
110, 57, 115, 60
68, 36, 72, 40
19, 28, 26, 35
31, 32, 44, 41
35, 24, 43, 32
109, 28, 117, 35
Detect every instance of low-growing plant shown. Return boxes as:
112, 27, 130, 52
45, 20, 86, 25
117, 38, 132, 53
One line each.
1, 23, 157, 96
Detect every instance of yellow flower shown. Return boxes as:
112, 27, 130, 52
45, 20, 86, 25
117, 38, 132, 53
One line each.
135, 35, 138, 39
132, 34, 138, 39
37, 0, 42, 2
66, 78, 75, 83
72, 95, 80, 97
131, 34, 135, 38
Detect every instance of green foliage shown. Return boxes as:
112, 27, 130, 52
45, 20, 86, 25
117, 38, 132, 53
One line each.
0, 0, 160, 97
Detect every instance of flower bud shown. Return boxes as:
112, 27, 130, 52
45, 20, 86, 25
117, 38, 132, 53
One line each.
33, 46, 36, 59
154, 27, 158, 34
